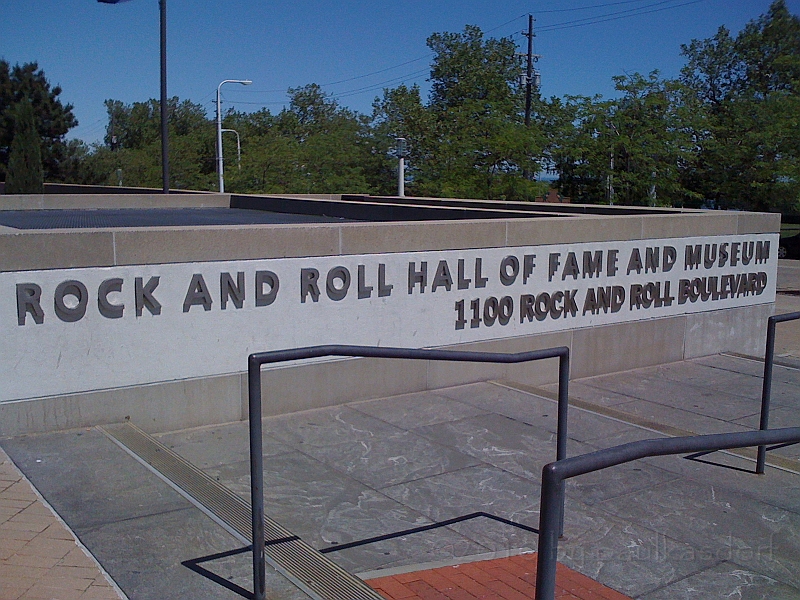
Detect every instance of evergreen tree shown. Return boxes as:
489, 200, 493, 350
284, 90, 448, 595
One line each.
0, 61, 77, 182
5, 99, 43, 194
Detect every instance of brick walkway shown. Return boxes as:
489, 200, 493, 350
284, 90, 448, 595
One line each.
366, 553, 631, 600
0, 448, 123, 600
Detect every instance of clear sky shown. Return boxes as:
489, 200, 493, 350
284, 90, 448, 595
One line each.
1, 0, 798, 144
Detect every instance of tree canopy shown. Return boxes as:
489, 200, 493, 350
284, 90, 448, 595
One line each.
4, 98, 44, 194
24, 1, 800, 212
0, 61, 77, 182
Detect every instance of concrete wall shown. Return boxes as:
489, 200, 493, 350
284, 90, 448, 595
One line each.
0, 199, 781, 436
0, 193, 230, 211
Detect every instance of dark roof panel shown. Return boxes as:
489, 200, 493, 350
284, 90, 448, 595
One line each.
0, 208, 352, 230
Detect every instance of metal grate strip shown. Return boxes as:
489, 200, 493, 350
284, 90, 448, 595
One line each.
100, 423, 383, 600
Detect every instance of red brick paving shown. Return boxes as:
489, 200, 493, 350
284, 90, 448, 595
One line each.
365, 553, 632, 600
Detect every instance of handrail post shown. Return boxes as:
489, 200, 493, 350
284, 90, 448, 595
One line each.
757, 316, 777, 474
534, 427, 800, 600
556, 351, 570, 537
535, 464, 562, 600
249, 356, 266, 600
246, 344, 571, 599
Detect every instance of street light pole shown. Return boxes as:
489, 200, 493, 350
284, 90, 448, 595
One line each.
221, 129, 242, 170
159, 0, 168, 193
98, 0, 170, 193
216, 79, 252, 193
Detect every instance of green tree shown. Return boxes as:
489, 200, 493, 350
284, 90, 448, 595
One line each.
5, 98, 43, 194
426, 26, 544, 199
680, 0, 800, 212
547, 72, 697, 206
83, 97, 216, 190
371, 26, 547, 200
0, 61, 77, 182
229, 85, 374, 194
369, 84, 435, 195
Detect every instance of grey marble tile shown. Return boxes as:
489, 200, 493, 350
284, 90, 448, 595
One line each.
79, 507, 304, 600
194, 546, 310, 600
381, 465, 541, 551
328, 527, 490, 575
155, 421, 289, 469
542, 380, 638, 407
199, 452, 446, 552
433, 381, 555, 421
654, 360, 764, 396
435, 381, 633, 444
598, 477, 800, 588
734, 406, 800, 430
261, 406, 480, 489
585, 375, 763, 424
414, 412, 590, 483
693, 354, 767, 377
557, 502, 719, 598
731, 407, 800, 462
604, 398, 753, 435
0, 429, 190, 531
639, 561, 800, 599
565, 461, 680, 507
350, 390, 489, 430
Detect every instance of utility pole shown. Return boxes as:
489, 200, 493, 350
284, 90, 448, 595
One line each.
524, 14, 534, 127
521, 15, 542, 126
521, 15, 542, 181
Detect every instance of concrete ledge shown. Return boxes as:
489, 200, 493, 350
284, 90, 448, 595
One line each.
0, 210, 776, 272
0, 373, 243, 437
0, 193, 230, 210
113, 223, 342, 265
0, 230, 116, 271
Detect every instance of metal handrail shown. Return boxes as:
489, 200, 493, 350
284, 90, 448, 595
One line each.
757, 311, 800, 472
248, 344, 570, 600
534, 426, 800, 600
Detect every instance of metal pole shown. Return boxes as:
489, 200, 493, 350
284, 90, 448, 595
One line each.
535, 464, 562, 600
159, 0, 169, 193
217, 80, 251, 193
222, 129, 241, 170
248, 356, 266, 600
757, 316, 777, 473
398, 157, 405, 197
556, 352, 569, 536
535, 426, 800, 600
524, 14, 533, 128
216, 84, 224, 193
246, 344, 571, 600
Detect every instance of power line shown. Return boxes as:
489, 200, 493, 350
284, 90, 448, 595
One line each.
537, 0, 706, 32
535, 0, 676, 14
209, 0, 705, 112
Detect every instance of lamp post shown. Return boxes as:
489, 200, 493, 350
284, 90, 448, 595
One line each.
98, 0, 169, 193
216, 79, 251, 193
221, 129, 241, 170
396, 137, 407, 197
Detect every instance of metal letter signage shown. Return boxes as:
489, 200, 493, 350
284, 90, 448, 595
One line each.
0, 234, 777, 401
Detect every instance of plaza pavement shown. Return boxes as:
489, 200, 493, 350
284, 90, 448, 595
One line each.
2, 263, 800, 600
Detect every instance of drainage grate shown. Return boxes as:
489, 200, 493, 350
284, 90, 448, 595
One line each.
100, 422, 383, 600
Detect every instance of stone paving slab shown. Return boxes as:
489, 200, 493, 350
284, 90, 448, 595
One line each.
5, 284, 800, 599
0, 430, 307, 599
5, 354, 800, 599
0, 446, 123, 600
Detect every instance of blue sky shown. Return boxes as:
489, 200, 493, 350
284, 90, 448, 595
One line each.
2, 0, 798, 144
